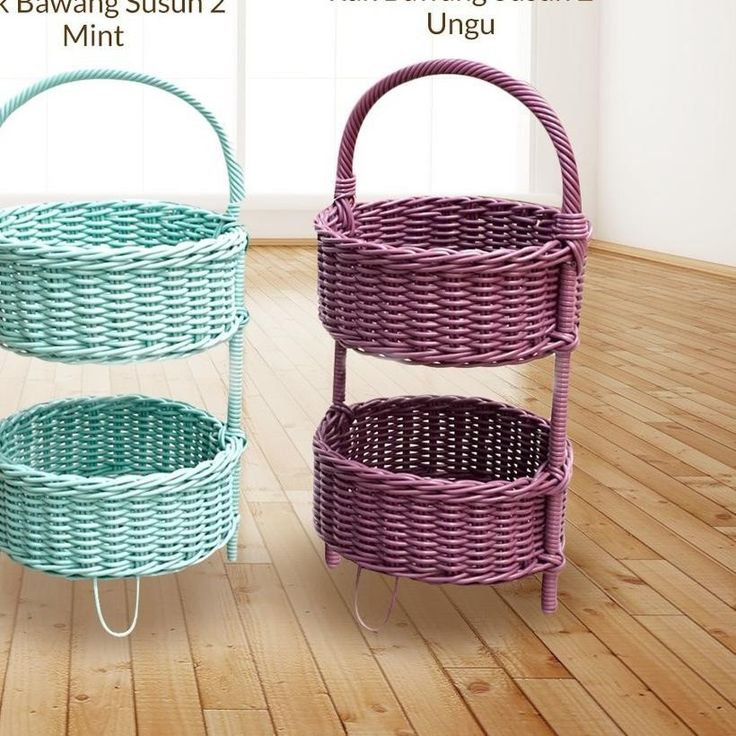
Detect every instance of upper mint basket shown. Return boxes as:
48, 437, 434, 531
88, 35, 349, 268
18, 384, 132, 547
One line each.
0, 69, 247, 364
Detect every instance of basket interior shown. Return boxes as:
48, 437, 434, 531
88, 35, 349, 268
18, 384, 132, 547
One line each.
334, 397, 550, 484
0, 397, 223, 478
0, 201, 231, 248
342, 197, 559, 252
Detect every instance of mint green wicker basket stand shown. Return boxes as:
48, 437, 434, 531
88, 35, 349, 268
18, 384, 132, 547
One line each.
0, 70, 248, 636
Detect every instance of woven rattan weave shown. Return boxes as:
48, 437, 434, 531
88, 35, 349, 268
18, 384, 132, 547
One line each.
0, 71, 248, 636
313, 59, 590, 626
0, 395, 244, 579
314, 396, 572, 584
0, 70, 246, 365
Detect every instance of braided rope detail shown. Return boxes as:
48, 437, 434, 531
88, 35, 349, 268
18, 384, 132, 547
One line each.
0, 72, 250, 631
226, 254, 247, 562
0, 203, 247, 363
317, 60, 589, 368
555, 212, 591, 272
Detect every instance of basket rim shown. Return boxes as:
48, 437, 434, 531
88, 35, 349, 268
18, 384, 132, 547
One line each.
314, 394, 571, 499
0, 199, 247, 261
0, 394, 245, 494
315, 194, 574, 265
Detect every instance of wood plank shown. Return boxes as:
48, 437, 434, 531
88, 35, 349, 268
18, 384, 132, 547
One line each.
565, 526, 678, 615
0, 354, 31, 700
445, 585, 570, 678
558, 567, 736, 735
624, 560, 736, 654
178, 554, 266, 710
232, 500, 272, 564
0, 572, 73, 736
374, 578, 498, 670
226, 564, 345, 736
250, 238, 316, 248
246, 502, 412, 734
68, 581, 136, 736
289, 501, 485, 736
532, 630, 690, 736
446, 669, 554, 736
496, 579, 691, 736
203, 710, 275, 736
566, 494, 660, 561
571, 362, 736, 450
635, 616, 736, 706
516, 678, 625, 736
244, 394, 312, 491
571, 471, 736, 607
0, 558, 22, 702
332, 567, 484, 736
0, 364, 73, 736
0, 246, 734, 736
65, 364, 136, 736
158, 358, 268, 711
128, 576, 206, 736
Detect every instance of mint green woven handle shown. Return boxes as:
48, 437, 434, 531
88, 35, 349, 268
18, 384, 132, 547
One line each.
0, 69, 244, 219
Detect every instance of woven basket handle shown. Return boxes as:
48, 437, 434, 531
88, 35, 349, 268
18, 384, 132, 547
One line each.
335, 58, 583, 216
0, 70, 244, 219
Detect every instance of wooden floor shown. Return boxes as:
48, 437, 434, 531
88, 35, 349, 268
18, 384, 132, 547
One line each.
0, 245, 734, 735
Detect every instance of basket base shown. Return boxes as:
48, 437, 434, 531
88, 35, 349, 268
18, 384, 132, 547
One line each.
0, 394, 245, 581
2, 521, 239, 581
313, 394, 570, 607
319, 541, 564, 613
318, 541, 565, 587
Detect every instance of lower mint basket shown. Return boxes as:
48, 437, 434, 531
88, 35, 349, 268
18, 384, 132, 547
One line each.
0, 395, 245, 634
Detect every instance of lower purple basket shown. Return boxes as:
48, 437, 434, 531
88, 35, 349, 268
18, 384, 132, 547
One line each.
313, 395, 571, 587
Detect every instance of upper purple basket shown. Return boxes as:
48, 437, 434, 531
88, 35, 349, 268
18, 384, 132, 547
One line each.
316, 59, 590, 367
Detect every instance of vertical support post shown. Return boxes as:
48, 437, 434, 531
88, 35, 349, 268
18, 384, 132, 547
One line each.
332, 341, 347, 406
542, 261, 578, 612
227, 255, 246, 562
325, 341, 347, 569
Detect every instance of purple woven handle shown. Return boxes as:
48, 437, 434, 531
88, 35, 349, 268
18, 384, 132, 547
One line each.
335, 59, 582, 215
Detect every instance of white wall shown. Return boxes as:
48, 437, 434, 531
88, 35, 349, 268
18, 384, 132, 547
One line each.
244, 1, 536, 238
0, 6, 239, 211
531, 2, 600, 219
597, 0, 736, 266
245, 2, 601, 238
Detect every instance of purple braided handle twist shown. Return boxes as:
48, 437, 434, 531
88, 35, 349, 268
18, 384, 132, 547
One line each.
334, 59, 583, 230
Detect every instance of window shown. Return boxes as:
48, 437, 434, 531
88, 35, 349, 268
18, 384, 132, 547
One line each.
0, 5, 239, 209
244, 1, 533, 203
0, 3, 534, 218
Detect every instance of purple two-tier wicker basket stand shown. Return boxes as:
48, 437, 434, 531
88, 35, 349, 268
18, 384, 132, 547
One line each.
313, 60, 590, 624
